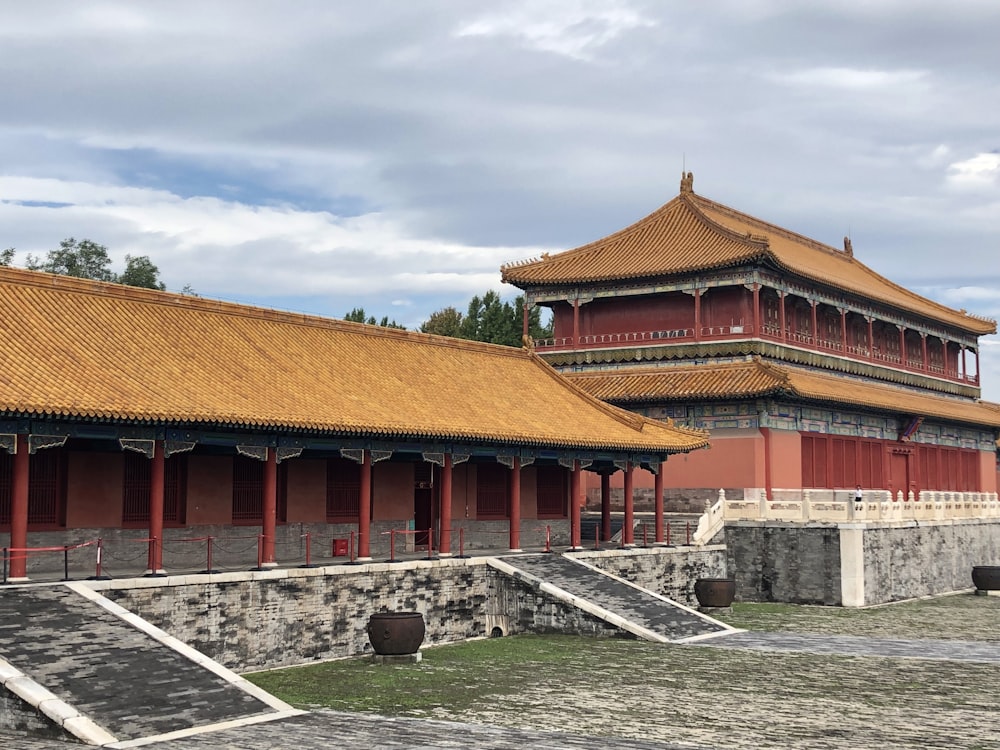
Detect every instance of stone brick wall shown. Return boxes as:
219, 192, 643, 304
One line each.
726, 519, 1000, 606
92, 546, 720, 672
862, 520, 1000, 604
574, 546, 728, 607
485, 567, 627, 638
725, 524, 843, 605
99, 560, 491, 671
0, 690, 64, 740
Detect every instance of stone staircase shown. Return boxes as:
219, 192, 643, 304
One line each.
490, 553, 738, 643
0, 582, 300, 746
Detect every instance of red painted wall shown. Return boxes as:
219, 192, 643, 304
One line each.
373, 462, 412, 521
285, 459, 326, 523
580, 294, 693, 336
186, 456, 232, 525
768, 430, 803, 489
980, 451, 998, 494
702, 287, 750, 330
520, 465, 539, 520
66, 452, 122, 528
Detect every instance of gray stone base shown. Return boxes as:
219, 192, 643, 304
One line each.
698, 606, 733, 615
371, 652, 422, 664
974, 589, 1000, 597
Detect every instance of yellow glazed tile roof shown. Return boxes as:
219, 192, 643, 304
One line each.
0, 267, 707, 454
502, 176, 996, 336
566, 360, 1000, 429
566, 360, 787, 402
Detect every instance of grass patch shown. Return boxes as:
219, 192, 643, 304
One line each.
247, 635, 594, 713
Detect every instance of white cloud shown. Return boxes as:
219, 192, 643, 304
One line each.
0, 176, 545, 303
946, 152, 1000, 190
455, 0, 655, 61
770, 66, 927, 90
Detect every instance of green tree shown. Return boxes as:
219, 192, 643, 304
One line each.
423, 291, 552, 347
118, 254, 166, 291
343, 307, 406, 329
419, 306, 464, 337
26, 237, 115, 281
0, 248, 14, 266
24, 238, 166, 290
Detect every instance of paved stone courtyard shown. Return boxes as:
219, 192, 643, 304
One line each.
2, 591, 998, 748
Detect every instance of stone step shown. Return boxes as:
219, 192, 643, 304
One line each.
492, 553, 736, 642
0, 583, 295, 744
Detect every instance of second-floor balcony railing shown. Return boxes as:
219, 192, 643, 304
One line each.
534, 325, 979, 386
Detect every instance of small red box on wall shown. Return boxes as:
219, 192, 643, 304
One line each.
332, 538, 349, 557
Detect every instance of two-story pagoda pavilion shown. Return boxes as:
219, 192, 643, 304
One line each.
502, 173, 1000, 507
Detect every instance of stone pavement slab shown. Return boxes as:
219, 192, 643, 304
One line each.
3, 709, 705, 749
701, 631, 1000, 663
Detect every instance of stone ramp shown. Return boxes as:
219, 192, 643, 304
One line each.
490, 553, 737, 643
0, 582, 300, 746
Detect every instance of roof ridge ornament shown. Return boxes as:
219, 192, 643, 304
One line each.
680, 171, 694, 194
843, 236, 853, 256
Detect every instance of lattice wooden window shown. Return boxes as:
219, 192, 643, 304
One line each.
122, 451, 151, 524
476, 463, 509, 518
535, 465, 567, 518
326, 457, 360, 522
28, 449, 64, 527
232, 455, 264, 523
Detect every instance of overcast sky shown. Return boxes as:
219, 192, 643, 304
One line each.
1, 1, 998, 399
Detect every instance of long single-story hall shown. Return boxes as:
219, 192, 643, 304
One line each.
0, 266, 709, 579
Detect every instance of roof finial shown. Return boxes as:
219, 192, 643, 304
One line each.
843, 236, 853, 256
680, 171, 694, 194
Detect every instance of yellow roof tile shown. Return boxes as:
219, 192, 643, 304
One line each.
502, 177, 996, 336
0, 267, 707, 454
566, 360, 1000, 429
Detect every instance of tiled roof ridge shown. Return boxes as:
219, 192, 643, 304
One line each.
689, 194, 997, 335
690, 193, 841, 257
680, 194, 771, 250
529, 353, 710, 444
502, 197, 694, 284
0, 265, 534, 360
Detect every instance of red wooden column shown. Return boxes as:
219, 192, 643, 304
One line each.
693, 289, 702, 341
522, 301, 529, 339
439, 454, 453, 555
840, 309, 847, 352
509, 457, 521, 551
147, 440, 166, 574
261, 446, 278, 566
962, 346, 968, 381
9, 434, 30, 580
572, 299, 580, 347
779, 291, 787, 343
653, 465, 665, 544
358, 450, 372, 559
752, 284, 761, 336
810, 301, 818, 348
623, 462, 635, 546
600, 472, 611, 542
899, 326, 906, 366
867, 317, 875, 361
921, 334, 929, 373
570, 461, 582, 549
974, 348, 980, 384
